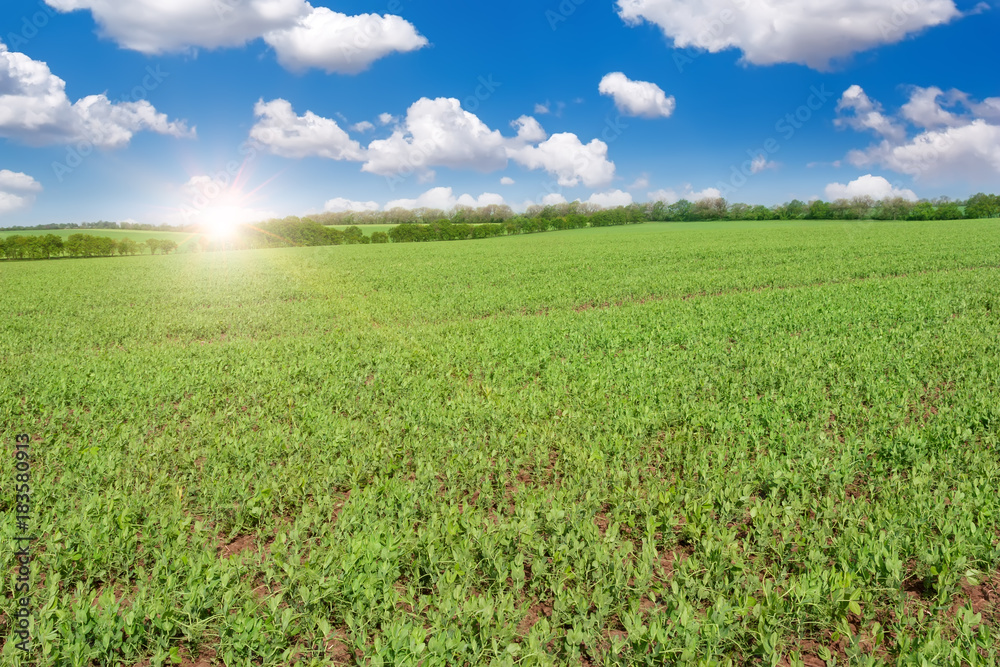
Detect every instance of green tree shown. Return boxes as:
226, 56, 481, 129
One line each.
934, 202, 963, 220
805, 200, 831, 220
965, 193, 999, 219
117, 238, 140, 255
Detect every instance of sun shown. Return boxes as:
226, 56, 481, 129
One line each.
203, 206, 244, 240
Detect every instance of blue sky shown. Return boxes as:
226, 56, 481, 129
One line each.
1, 0, 998, 227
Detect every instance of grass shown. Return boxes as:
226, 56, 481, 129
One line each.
1, 218, 999, 666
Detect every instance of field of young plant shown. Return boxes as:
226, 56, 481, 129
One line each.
2, 218, 999, 666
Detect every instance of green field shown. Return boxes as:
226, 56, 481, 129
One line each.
0, 228, 201, 252
2, 219, 1000, 666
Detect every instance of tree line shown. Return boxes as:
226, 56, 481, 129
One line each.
314, 193, 999, 225
0, 234, 178, 260
4, 192, 997, 261
0, 220, 187, 233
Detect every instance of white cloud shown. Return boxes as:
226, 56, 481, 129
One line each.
378, 112, 396, 125
384, 186, 504, 211
824, 174, 917, 201
42, 1, 426, 73
324, 197, 380, 213
616, 0, 960, 70
540, 193, 567, 206
507, 132, 615, 188
510, 115, 547, 145
587, 189, 633, 208
0, 40, 193, 148
627, 174, 649, 190
0, 169, 41, 215
351, 120, 375, 133
598, 72, 675, 118
248, 97, 616, 188
837, 85, 1000, 182
750, 155, 778, 174
648, 186, 721, 203
362, 101, 615, 187
0, 170, 42, 192
534, 102, 550, 115
900, 86, 965, 129
263, 8, 427, 74
363, 97, 509, 177
500, 176, 515, 185
249, 98, 364, 160
44, 0, 305, 53
835, 85, 905, 142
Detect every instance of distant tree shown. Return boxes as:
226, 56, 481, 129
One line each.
966, 193, 1000, 219
145, 239, 162, 255
36, 234, 64, 258
805, 200, 831, 220
370, 231, 389, 243
117, 238, 140, 255
908, 201, 935, 220
873, 197, 914, 221
727, 202, 750, 220
64, 234, 86, 257
776, 199, 807, 219
667, 199, 694, 221
934, 202, 963, 220
343, 226, 367, 244
849, 196, 875, 219
160, 240, 179, 254
92, 236, 117, 256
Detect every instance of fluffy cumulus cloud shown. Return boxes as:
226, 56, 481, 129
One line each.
324, 197, 380, 213
824, 174, 917, 201
507, 132, 615, 188
0, 169, 42, 215
500, 176, 515, 185
251, 97, 616, 188
262, 8, 428, 74
42, 0, 426, 73
836, 85, 1000, 182
616, 0, 960, 69
587, 189, 633, 208
363, 98, 509, 176
647, 186, 722, 204
249, 98, 364, 160
598, 72, 675, 118
384, 186, 504, 211
0, 40, 193, 148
